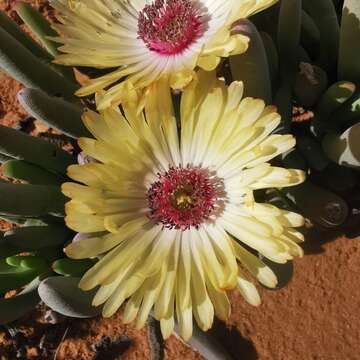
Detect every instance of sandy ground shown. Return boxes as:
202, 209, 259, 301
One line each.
0, 1, 359, 359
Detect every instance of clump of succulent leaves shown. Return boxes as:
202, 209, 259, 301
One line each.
0, 0, 359, 358
232, 0, 360, 230
0, 2, 97, 324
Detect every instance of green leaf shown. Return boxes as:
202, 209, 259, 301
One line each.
19, 255, 48, 271
260, 32, 279, 91
301, 10, 321, 56
3, 160, 62, 185
230, 19, 272, 103
3, 225, 70, 250
0, 153, 13, 164
0, 26, 77, 99
282, 149, 308, 171
52, 258, 95, 277
338, 0, 360, 81
0, 183, 66, 217
18, 88, 90, 139
327, 92, 360, 135
0, 11, 50, 60
0, 124, 74, 175
282, 181, 349, 227
303, 0, 340, 72
322, 123, 360, 170
319, 164, 358, 192
0, 277, 40, 325
275, 0, 302, 133
317, 81, 356, 121
15, 2, 59, 57
0, 267, 39, 294
297, 136, 330, 171
38, 276, 102, 318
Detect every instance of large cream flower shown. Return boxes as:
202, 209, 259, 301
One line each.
50, 0, 277, 109
62, 71, 305, 340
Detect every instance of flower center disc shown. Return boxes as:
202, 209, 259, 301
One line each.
147, 166, 223, 230
137, 0, 207, 55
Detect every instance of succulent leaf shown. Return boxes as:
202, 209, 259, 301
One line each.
0, 266, 41, 294
0, 11, 50, 60
338, 0, 360, 81
297, 136, 330, 171
0, 124, 74, 174
15, 2, 59, 57
230, 19, 272, 103
52, 258, 95, 277
3, 160, 62, 185
301, 10, 321, 55
0, 277, 40, 325
275, 0, 302, 133
322, 123, 360, 169
0, 27, 78, 99
328, 90, 360, 132
317, 81, 356, 121
38, 276, 102, 318
259, 32, 279, 91
3, 225, 70, 251
0, 183, 66, 217
303, 0, 340, 71
18, 88, 90, 139
282, 181, 348, 227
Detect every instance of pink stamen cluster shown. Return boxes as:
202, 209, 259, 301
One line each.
137, 0, 207, 55
147, 166, 222, 230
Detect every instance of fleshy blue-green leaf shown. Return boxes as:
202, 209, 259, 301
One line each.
38, 276, 102, 318
282, 181, 348, 227
3, 160, 61, 185
275, 0, 302, 133
0, 277, 40, 325
0, 183, 66, 217
230, 19, 272, 103
0, 27, 77, 99
3, 225, 70, 250
338, 0, 360, 81
322, 123, 360, 170
18, 88, 90, 139
15, 2, 59, 57
0, 124, 74, 175
303, 0, 340, 71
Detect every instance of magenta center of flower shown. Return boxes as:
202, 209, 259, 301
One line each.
147, 166, 223, 230
137, 0, 207, 56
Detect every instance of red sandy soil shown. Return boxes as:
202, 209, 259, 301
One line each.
0, 1, 359, 359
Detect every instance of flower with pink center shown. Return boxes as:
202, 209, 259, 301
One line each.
50, 0, 278, 109
138, 0, 207, 55
62, 71, 306, 340
147, 166, 225, 230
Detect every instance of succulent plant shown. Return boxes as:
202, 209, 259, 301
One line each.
232, 0, 360, 229
0, 0, 359, 358
0, 3, 78, 324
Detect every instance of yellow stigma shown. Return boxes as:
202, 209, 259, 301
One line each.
173, 188, 194, 210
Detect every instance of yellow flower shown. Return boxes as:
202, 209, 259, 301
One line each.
50, 0, 277, 109
62, 71, 305, 340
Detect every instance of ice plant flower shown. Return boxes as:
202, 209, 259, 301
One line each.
62, 71, 305, 340
50, 0, 277, 109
